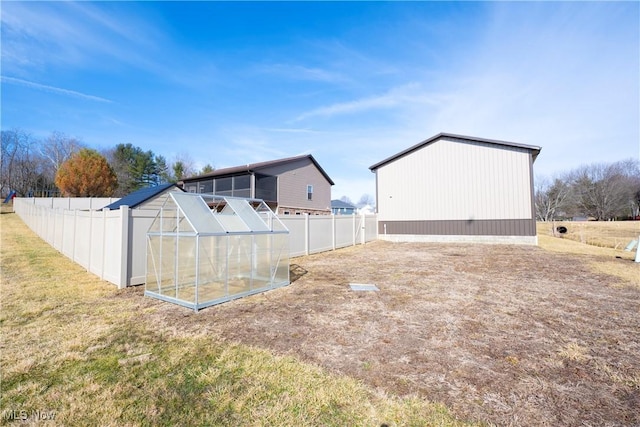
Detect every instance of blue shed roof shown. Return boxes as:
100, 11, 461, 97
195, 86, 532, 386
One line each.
103, 183, 181, 210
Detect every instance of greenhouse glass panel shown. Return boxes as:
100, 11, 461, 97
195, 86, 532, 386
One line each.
176, 235, 197, 303
226, 198, 271, 232
172, 192, 225, 234
217, 204, 251, 232
145, 193, 290, 311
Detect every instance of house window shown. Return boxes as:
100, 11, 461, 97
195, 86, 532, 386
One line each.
307, 185, 313, 201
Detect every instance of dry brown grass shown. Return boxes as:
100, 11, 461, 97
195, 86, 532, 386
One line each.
538, 220, 640, 250
537, 229, 640, 289
147, 240, 640, 427
0, 212, 470, 427
4, 210, 640, 426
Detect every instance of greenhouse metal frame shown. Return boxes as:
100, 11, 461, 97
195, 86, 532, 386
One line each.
145, 192, 290, 311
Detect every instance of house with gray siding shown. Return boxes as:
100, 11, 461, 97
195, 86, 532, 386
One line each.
182, 154, 334, 215
369, 133, 541, 244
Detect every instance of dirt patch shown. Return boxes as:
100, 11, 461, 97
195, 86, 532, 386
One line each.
133, 241, 639, 426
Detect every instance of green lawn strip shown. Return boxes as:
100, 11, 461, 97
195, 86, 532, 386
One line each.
3, 324, 471, 426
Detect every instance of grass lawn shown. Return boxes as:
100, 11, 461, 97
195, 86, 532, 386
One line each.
0, 211, 470, 426
3, 210, 639, 426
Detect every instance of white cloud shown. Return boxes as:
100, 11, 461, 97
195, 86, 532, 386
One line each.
418, 3, 639, 177
1, 76, 113, 103
261, 127, 322, 134
254, 63, 347, 84
0, 2, 172, 79
294, 83, 437, 121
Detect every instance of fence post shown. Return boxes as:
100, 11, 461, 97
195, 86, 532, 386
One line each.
101, 209, 106, 280
60, 208, 66, 253
72, 209, 77, 261
87, 210, 94, 273
352, 213, 356, 246
332, 214, 336, 250
361, 214, 366, 245
305, 213, 310, 256
118, 205, 130, 289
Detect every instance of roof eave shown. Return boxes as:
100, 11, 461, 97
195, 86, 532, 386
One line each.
183, 154, 335, 186
369, 132, 542, 171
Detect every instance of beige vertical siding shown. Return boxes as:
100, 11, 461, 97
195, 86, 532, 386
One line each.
377, 137, 533, 222
261, 158, 332, 213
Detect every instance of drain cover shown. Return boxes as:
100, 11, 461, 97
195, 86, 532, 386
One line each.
349, 283, 379, 291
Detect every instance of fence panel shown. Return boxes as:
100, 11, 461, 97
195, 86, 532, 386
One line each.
52, 210, 65, 251
280, 217, 307, 257
281, 214, 377, 257
308, 216, 333, 254
335, 216, 355, 248
87, 211, 106, 280
102, 210, 125, 286
62, 210, 76, 258
129, 210, 159, 285
74, 211, 92, 270
365, 215, 378, 242
20, 197, 119, 210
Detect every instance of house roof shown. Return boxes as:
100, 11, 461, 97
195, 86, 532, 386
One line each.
183, 154, 335, 185
369, 132, 542, 171
331, 199, 357, 209
103, 183, 181, 210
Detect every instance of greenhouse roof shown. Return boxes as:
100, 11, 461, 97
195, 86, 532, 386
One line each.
149, 192, 288, 236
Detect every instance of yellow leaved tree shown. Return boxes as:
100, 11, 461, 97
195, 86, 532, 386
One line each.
55, 149, 118, 197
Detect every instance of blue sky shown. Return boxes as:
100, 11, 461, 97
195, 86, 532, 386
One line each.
2, 1, 638, 202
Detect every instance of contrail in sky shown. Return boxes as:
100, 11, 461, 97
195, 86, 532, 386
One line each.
1, 76, 113, 103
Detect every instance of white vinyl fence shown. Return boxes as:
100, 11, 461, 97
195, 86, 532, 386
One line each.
13, 198, 377, 288
281, 214, 377, 257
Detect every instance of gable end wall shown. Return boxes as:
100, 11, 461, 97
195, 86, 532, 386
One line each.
260, 158, 332, 213
376, 137, 536, 237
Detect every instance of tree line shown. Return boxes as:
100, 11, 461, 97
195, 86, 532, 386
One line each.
535, 158, 640, 221
3, 128, 638, 218
1, 129, 214, 198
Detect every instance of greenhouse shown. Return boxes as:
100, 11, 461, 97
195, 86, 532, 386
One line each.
145, 192, 290, 311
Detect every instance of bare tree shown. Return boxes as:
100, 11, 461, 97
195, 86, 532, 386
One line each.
357, 194, 375, 207
339, 195, 353, 204
569, 159, 640, 220
1, 129, 47, 197
534, 175, 573, 221
40, 131, 85, 181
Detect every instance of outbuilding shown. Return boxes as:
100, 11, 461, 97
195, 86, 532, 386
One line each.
145, 192, 290, 311
369, 133, 541, 244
